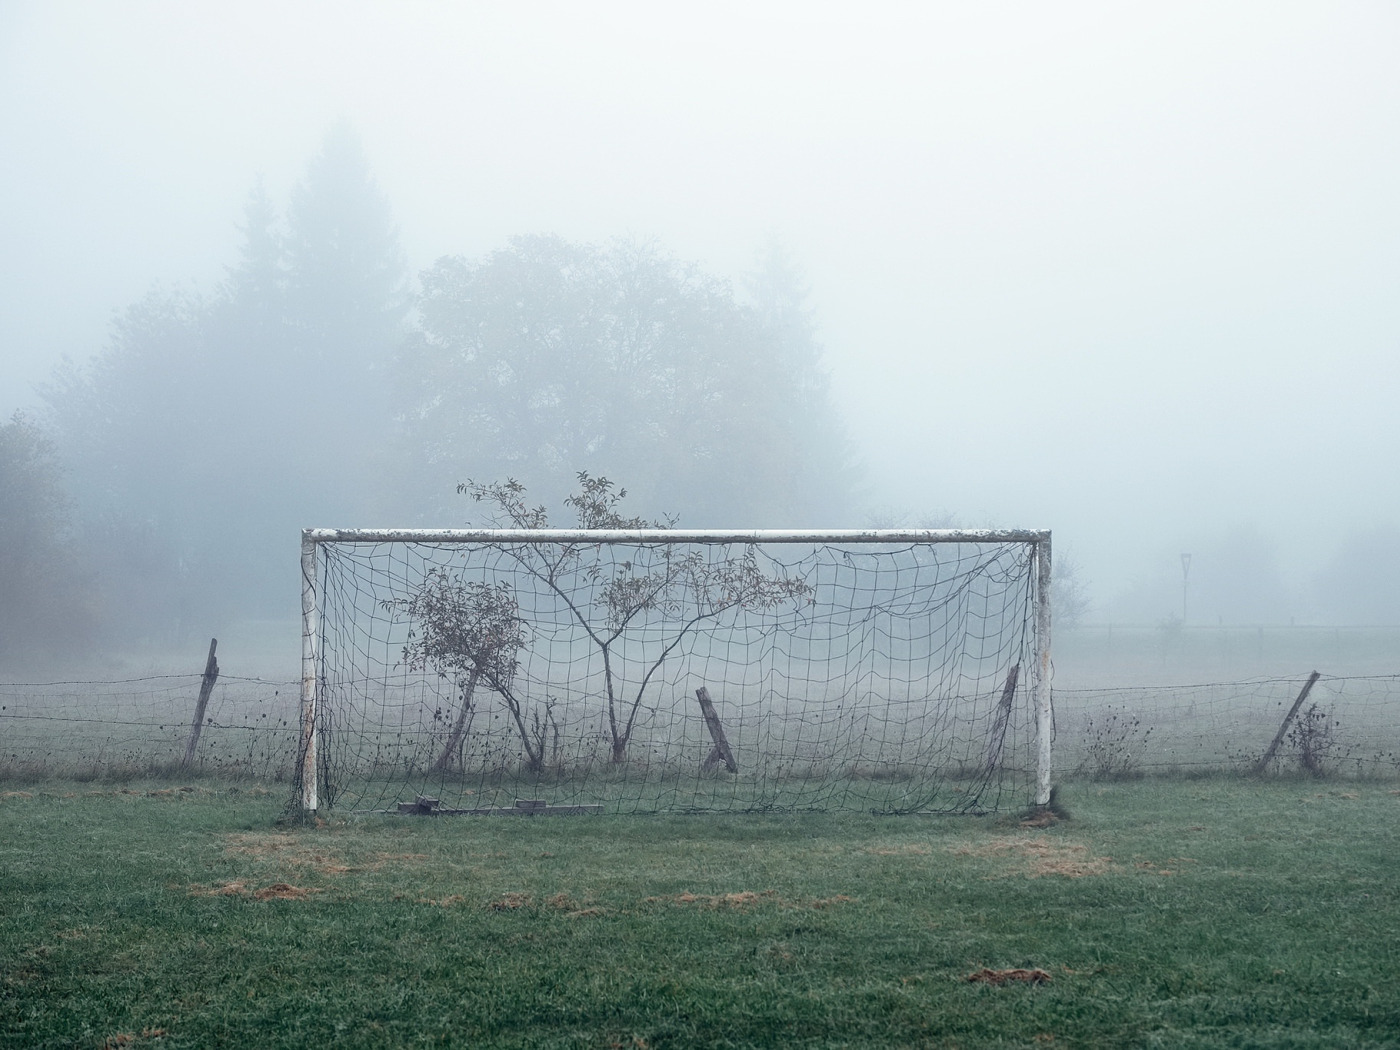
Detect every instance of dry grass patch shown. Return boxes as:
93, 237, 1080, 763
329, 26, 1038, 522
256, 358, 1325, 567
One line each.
223, 832, 356, 875
187, 880, 249, 897
187, 880, 321, 901
645, 890, 857, 910
411, 894, 468, 906
648, 890, 775, 909
545, 891, 606, 917
953, 835, 1116, 878
488, 891, 532, 911
966, 967, 1052, 985
253, 882, 317, 901
865, 843, 932, 856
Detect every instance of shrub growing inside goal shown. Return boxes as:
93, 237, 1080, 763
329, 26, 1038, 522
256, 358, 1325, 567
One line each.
294, 479, 1052, 815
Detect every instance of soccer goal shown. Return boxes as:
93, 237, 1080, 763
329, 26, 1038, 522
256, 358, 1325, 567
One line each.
295, 529, 1052, 816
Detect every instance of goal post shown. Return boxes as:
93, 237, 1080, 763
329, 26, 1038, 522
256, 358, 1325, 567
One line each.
295, 528, 1052, 816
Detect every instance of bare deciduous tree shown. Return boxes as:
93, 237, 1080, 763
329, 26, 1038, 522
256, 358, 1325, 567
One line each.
464, 474, 811, 763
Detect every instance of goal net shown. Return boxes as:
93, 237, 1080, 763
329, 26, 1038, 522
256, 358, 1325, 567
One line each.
295, 529, 1051, 816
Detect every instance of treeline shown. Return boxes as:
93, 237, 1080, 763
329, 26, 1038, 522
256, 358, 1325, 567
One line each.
2, 127, 858, 663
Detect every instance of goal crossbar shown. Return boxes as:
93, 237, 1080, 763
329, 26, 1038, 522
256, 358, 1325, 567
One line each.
298, 527, 1053, 815
303, 528, 1050, 545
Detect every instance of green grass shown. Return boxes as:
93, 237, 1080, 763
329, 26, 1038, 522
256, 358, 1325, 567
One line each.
2, 779, 1399, 1048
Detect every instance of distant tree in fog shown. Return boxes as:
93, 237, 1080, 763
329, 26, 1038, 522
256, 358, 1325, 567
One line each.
743, 240, 861, 521
36, 131, 857, 647
1312, 525, 1400, 625
41, 127, 409, 637
1051, 555, 1091, 628
0, 414, 98, 665
284, 123, 409, 407
41, 289, 225, 640
396, 236, 856, 526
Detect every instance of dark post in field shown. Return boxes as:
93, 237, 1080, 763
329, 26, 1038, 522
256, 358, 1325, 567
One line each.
1254, 670, 1322, 775
181, 638, 220, 769
696, 686, 738, 773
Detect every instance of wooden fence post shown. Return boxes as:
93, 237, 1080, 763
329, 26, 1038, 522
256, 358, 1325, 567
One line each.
1254, 670, 1321, 775
181, 638, 220, 770
696, 686, 738, 773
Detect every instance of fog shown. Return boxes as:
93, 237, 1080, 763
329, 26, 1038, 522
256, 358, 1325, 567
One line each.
3, 1, 1399, 633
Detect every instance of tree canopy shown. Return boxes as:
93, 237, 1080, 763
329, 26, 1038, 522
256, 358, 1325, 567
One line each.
398, 235, 856, 527
36, 129, 858, 647
41, 128, 411, 636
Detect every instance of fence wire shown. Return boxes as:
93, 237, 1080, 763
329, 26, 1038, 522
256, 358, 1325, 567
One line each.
3, 671, 1397, 795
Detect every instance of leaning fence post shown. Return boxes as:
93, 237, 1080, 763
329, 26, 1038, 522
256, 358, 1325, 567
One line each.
181, 638, 220, 769
1254, 670, 1321, 775
696, 686, 738, 773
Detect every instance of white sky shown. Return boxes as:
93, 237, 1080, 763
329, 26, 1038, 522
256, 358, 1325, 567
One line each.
2, 1, 1398, 617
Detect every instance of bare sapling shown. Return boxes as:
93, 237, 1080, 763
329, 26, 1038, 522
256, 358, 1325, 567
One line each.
464, 474, 811, 763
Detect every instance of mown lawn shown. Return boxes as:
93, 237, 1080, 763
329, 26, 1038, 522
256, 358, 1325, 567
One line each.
1, 778, 1398, 1048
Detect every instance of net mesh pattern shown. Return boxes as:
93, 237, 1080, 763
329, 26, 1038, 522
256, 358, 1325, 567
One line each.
304, 538, 1041, 814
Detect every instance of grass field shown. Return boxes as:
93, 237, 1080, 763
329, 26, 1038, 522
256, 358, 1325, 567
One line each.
3, 777, 1399, 1048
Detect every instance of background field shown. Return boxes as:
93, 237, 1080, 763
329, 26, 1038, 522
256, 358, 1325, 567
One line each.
3, 777, 1399, 1049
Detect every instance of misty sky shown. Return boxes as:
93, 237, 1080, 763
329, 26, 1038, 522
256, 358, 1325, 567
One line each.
2, 2, 1397, 619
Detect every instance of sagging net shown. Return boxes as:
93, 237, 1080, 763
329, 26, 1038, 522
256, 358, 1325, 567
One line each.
302, 537, 1042, 814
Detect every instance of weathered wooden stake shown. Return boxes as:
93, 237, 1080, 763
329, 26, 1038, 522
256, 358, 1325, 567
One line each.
1254, 670, 1322, 774
981, 663, 1020, 775
696, 686, 738, 773
181, 638, 220, 769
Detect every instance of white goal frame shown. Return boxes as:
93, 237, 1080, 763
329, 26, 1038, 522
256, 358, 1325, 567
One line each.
297, 528, 1052, 814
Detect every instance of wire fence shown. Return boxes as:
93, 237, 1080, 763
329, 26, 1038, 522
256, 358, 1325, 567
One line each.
0, 674, 299, 782
1054, 673, 1400, 780
2, 670, 1398, 793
